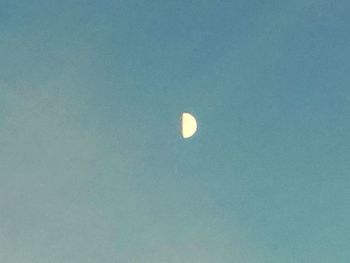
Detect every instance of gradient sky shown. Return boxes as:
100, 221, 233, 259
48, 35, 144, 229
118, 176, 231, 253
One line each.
1, 1, 350, 262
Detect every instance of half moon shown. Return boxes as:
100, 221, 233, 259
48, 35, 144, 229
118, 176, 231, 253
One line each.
181, 112, 197, 139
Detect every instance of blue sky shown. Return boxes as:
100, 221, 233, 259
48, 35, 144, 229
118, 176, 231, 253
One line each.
1, 1, 350, 262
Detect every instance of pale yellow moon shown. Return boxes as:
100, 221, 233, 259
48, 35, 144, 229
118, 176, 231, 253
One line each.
181, 112, 197, 138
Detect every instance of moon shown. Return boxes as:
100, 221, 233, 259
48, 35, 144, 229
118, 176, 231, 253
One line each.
181, 112, 197, 139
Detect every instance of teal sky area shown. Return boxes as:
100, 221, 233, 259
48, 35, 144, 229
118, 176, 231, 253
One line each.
1, 1, 350, 262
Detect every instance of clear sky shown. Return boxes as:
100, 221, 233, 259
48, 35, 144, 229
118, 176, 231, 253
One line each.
1, 1, 350, 262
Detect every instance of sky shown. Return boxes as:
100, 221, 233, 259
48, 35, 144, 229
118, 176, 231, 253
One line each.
1, 0, 350, 262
